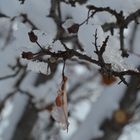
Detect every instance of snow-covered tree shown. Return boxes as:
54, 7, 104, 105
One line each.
0, 0, 140, 140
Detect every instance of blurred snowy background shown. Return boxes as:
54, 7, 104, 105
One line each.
0, 0, 140, 140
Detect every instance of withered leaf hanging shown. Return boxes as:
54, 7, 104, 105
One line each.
51, 76, 69, 132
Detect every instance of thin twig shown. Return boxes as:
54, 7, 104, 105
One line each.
0, 69, 20, 80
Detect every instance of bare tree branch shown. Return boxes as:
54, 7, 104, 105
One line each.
93, 67, 140, 140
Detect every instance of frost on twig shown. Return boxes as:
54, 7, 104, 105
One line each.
27, 61, 48, 75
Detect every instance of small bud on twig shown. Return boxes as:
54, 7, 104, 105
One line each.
28, 31, 38, 42
21, 51, 34, 60
67, 24, 80, 33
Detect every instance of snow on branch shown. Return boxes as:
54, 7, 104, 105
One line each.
86, 4, 140, 57
21, 30, 140, 86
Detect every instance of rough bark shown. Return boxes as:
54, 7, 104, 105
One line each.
11, 100, 38, 140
